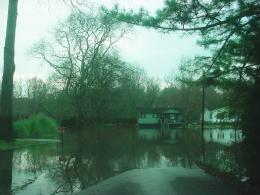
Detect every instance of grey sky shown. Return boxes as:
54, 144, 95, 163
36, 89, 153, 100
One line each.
0, 0, 205, 81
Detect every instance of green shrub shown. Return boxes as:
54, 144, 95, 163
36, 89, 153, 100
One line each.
14, 113, 58, 138
13, 120, 31, 138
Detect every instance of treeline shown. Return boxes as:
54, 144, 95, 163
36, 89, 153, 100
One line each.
8, 74, 224, 127
10, 73, 154, 126
4, 10, 223, 127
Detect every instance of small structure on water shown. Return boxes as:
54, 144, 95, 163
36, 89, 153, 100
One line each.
137, 107, 184, 140
137, 107, 184, 128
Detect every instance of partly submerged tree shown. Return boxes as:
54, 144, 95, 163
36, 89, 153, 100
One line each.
0, 150, 13, 194
0, 0, 18, 142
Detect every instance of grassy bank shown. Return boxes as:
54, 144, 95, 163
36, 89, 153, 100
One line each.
1, 113, 60, 150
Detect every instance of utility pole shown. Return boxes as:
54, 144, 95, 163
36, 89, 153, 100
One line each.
201, 71, 206, 163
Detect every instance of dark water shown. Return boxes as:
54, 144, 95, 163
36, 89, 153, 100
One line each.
0, 127, 237, 195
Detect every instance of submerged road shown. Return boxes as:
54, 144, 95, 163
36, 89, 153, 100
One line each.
76, 167, 237, 195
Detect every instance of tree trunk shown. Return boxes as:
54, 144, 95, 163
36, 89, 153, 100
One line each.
0, 0, 18, 142
0, 150, 13, 194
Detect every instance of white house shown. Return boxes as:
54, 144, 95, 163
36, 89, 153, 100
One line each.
204, 107, 240, 123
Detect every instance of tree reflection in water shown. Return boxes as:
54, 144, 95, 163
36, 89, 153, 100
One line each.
48, 127, 198, 194
1, 127, 205, 194
48, 128, 148, 194
0, 149, 13, 195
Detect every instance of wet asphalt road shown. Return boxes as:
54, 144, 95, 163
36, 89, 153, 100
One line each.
76, 167, 237, 195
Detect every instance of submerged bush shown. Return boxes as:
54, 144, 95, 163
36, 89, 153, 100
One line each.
14, 113, 58, 138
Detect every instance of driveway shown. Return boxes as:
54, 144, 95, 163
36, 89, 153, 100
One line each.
76, 167, 237, 195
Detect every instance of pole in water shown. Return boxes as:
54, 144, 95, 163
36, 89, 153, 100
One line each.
201, 72, 206, 163
59, 127, 66, 157
61, 132, 64, 156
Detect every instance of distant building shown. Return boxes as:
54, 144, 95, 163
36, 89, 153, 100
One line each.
204, 107, 240, 123
137, 107, 183, 128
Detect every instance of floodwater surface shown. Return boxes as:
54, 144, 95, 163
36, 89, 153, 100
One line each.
0, 127, 238, 194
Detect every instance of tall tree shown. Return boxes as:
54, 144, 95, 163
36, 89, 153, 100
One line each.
0, 0, 18, 142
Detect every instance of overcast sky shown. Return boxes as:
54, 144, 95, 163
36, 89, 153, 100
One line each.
0, 0, 205, 81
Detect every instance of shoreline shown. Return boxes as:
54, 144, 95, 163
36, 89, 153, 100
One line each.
0, 139, 60, 150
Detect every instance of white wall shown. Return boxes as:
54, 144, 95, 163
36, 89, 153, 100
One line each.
204, 108, 238, 123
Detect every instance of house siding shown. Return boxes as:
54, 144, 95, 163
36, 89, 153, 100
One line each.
137, 107, 183, 127
138, 113, 160, 125
204, 107, 240, 123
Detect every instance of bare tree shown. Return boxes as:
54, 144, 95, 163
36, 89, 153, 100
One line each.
32, 10, 127, 123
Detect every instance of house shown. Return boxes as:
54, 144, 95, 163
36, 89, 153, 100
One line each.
204, 107, 240, 123
137, 107, 183, 128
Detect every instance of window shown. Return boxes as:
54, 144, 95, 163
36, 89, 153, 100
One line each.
151, 113, 161, 118
140, 113, 146, 118
170, 114, 175, 119
209, 113, 212, 119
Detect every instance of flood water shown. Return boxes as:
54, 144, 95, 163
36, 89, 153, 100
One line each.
0, 127, 240, 195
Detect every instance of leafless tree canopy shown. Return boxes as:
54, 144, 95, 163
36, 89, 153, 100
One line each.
33, 11, 127, 92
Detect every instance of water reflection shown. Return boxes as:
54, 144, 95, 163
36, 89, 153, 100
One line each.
138, 128, 159, 140
0, 150, 13, 195
0, 126, 240, 194
138, 127, 182, 141
204, 128, 243, 146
